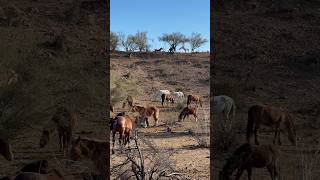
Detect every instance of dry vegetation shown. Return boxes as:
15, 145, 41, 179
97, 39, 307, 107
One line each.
212, 0, 320, 179
0, 0, 107, 178
110, 52, 210, 179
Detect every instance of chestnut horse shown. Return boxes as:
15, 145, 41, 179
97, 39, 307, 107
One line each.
161, 94, 175, 107
110, 115, 134, 154
187, 94, 203, 107
40, 107, 77, 156
178, 107, 198, 122
0, 138, 13, 161
131, 105, 160, 127
246, 105, 296, 146
219, 143, 280, 180
69, 136, 107, 180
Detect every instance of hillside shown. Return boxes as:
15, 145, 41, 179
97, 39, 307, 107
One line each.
0, 0, 107, 179
212, 1, 320, 179
110, 52, 210, 179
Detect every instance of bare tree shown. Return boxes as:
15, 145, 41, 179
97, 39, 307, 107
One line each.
133, 31, 149, 52
159, 32, 189, 52
189, 32, 208, 52
111, 130, 189, 180
110, 31, 120, 52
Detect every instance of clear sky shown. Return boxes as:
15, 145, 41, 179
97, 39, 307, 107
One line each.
110, 0, 210, 52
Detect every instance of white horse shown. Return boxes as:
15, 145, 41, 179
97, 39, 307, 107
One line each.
156, 89, 171, 102
213, 95, 236, 122
172, 91, 184, 101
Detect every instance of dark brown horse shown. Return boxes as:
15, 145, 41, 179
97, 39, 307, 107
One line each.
246, 105, 296, 146
0, 138, 13, 161
161, 94, 175, 107
110, 115, 134, 154
40, 107, 77, 156
69, 136, 107, 180
219, 143, 280, 180
131, 105, 160, 127
187, 94, 203, 107
178, 107, 198, 122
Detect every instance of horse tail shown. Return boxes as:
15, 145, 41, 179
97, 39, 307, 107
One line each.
246, 106, 255, 144
187, 95, 190, 106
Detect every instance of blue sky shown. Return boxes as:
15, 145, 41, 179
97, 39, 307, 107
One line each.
110, 0, 210, 52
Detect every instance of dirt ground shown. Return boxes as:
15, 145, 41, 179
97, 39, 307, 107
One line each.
212, 5, 320, 180
110, 52, 210, 179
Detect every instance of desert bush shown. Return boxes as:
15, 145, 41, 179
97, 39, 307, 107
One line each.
175, 86, 184, 92
175, 98, 187, 111
110, 70, 139, 106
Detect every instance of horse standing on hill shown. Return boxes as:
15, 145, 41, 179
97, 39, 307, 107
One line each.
246, 105, 297, 146
219, 143, 280, 180
161, 94, 175, 107
154, 48, 163, 52
187, 94, 203, 107
131, 105, 160, 127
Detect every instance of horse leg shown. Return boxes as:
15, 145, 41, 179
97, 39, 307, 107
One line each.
247, 167, 252, 180
112, 132, 116, 154
183, 114, 187, 121
254, 127, 260, 145
63, 132, 67, 156
273, 127, 279, 145
235, 167, 245, 180
58, 132, 62, 152
267, 165, 275, 180
194, 114, 198, 122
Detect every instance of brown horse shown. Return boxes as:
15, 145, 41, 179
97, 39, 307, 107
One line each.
161, 94, 175, 107
0, 138, 13, 161
219, 143, 280, 180
40, 107, 77, 156
131, 105, 160, 127
246, 105, 296, 146
187, 94, 203, 107
69, 136, 107, 179
110, 115, 134, 154
178, 107, 198, 122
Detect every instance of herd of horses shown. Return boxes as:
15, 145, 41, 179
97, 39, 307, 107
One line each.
0, 92, 297, 179
215, 95, 297, 180
110, 90, 204, 154
0, 107, 107, 180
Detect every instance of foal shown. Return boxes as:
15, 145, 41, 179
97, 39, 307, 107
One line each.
0, 138, 13, 161
178, 107, 198, 122
219, 143, 280, 180
40, 107, 77, 156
